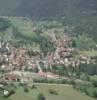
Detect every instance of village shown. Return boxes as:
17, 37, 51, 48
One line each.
0, 0, 97, 99
0, 35, 96, 85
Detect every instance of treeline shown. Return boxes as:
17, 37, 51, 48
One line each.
73, 83, 97, 98
73, 34, 96, 50
51, 63, 97, 78
0, 18, 10, 31
78, 63, 97, 75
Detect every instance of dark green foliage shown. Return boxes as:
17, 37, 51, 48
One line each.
31, 85, 37, 89
74, 83, 97, 98
52, 64, 66, 74
19, 83, 27, 86
80, 73, 90, 81
40, 36, 56, 54
93, 91, 97, 98
33, 78, 72, 85
0, 0, 97, 20
49, 89, 58, 95
37, 93, 45, 100
72, 39, 76, 48
34, 67, 39, 73
33, 33, 56, 55
24, 87, 29, 93
0, 96, 11, 100
92, 80, 97, 87
33, 78, 47, 83
0, 18, 10, 31
74, 34, 96, 50
79, 63, 97, 75
0, 0, 97, 43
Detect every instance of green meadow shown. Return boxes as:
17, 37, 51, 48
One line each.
10, 84, 95, 100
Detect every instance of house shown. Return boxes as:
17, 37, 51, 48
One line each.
0, 84, 4, 88
3, 90, 9, 96
4, 74, 19, 81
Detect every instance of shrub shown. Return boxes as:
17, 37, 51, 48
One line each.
24, 87, 29, 93
73, 83, 97, 98
19, 82, 27, 86
31, 85, 37, 89
37, 93, 45, 100
9, 89, 15, 96
92, 80, 97, 87
48, 89, 58, 95
93, 90, 97, 98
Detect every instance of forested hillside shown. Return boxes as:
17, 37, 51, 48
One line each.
0, 0, 97, 38
0, 0, 97, 19
0, 0, 97, 46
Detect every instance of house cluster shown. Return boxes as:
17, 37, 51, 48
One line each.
0, 41, 59, 82
45, 35, 78, 67
0, 35, 97, 82
42, 35, 97, 68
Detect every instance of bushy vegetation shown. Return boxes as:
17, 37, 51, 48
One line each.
33, 77, 75, 85
74, 34, 96, 50
73, 83, 97, 98
48, 89, 58, 95
37, 93, 45, 100
79, 63, 97, 75
0, 18, 10, 31
24, 87, 29, 93
31, 85, 37, 89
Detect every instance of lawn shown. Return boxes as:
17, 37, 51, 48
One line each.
10, 84, 96, 100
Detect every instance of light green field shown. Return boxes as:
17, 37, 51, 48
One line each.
79, 50, 97, 57
10, 84, 95, 100
9, 18, 36, 38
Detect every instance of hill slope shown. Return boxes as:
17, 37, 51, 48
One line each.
0, 0, 97, 19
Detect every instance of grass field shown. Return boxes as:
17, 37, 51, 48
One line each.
9, 18, 36, 39
79, 50, 97, 57
10, 84, 95, 100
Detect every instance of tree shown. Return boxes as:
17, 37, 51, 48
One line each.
74, 34, 96, 50
0, 18, 10, 31
93, 90, 97, 98
72, 39, 76, 47
31, 85, 37, 89
24, 87, 29, 93
34, 67, 39, 73
80, 73, 90, 81
37, 93, 45, 100
33, 33, 56, 55
49, 89, 58, 95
